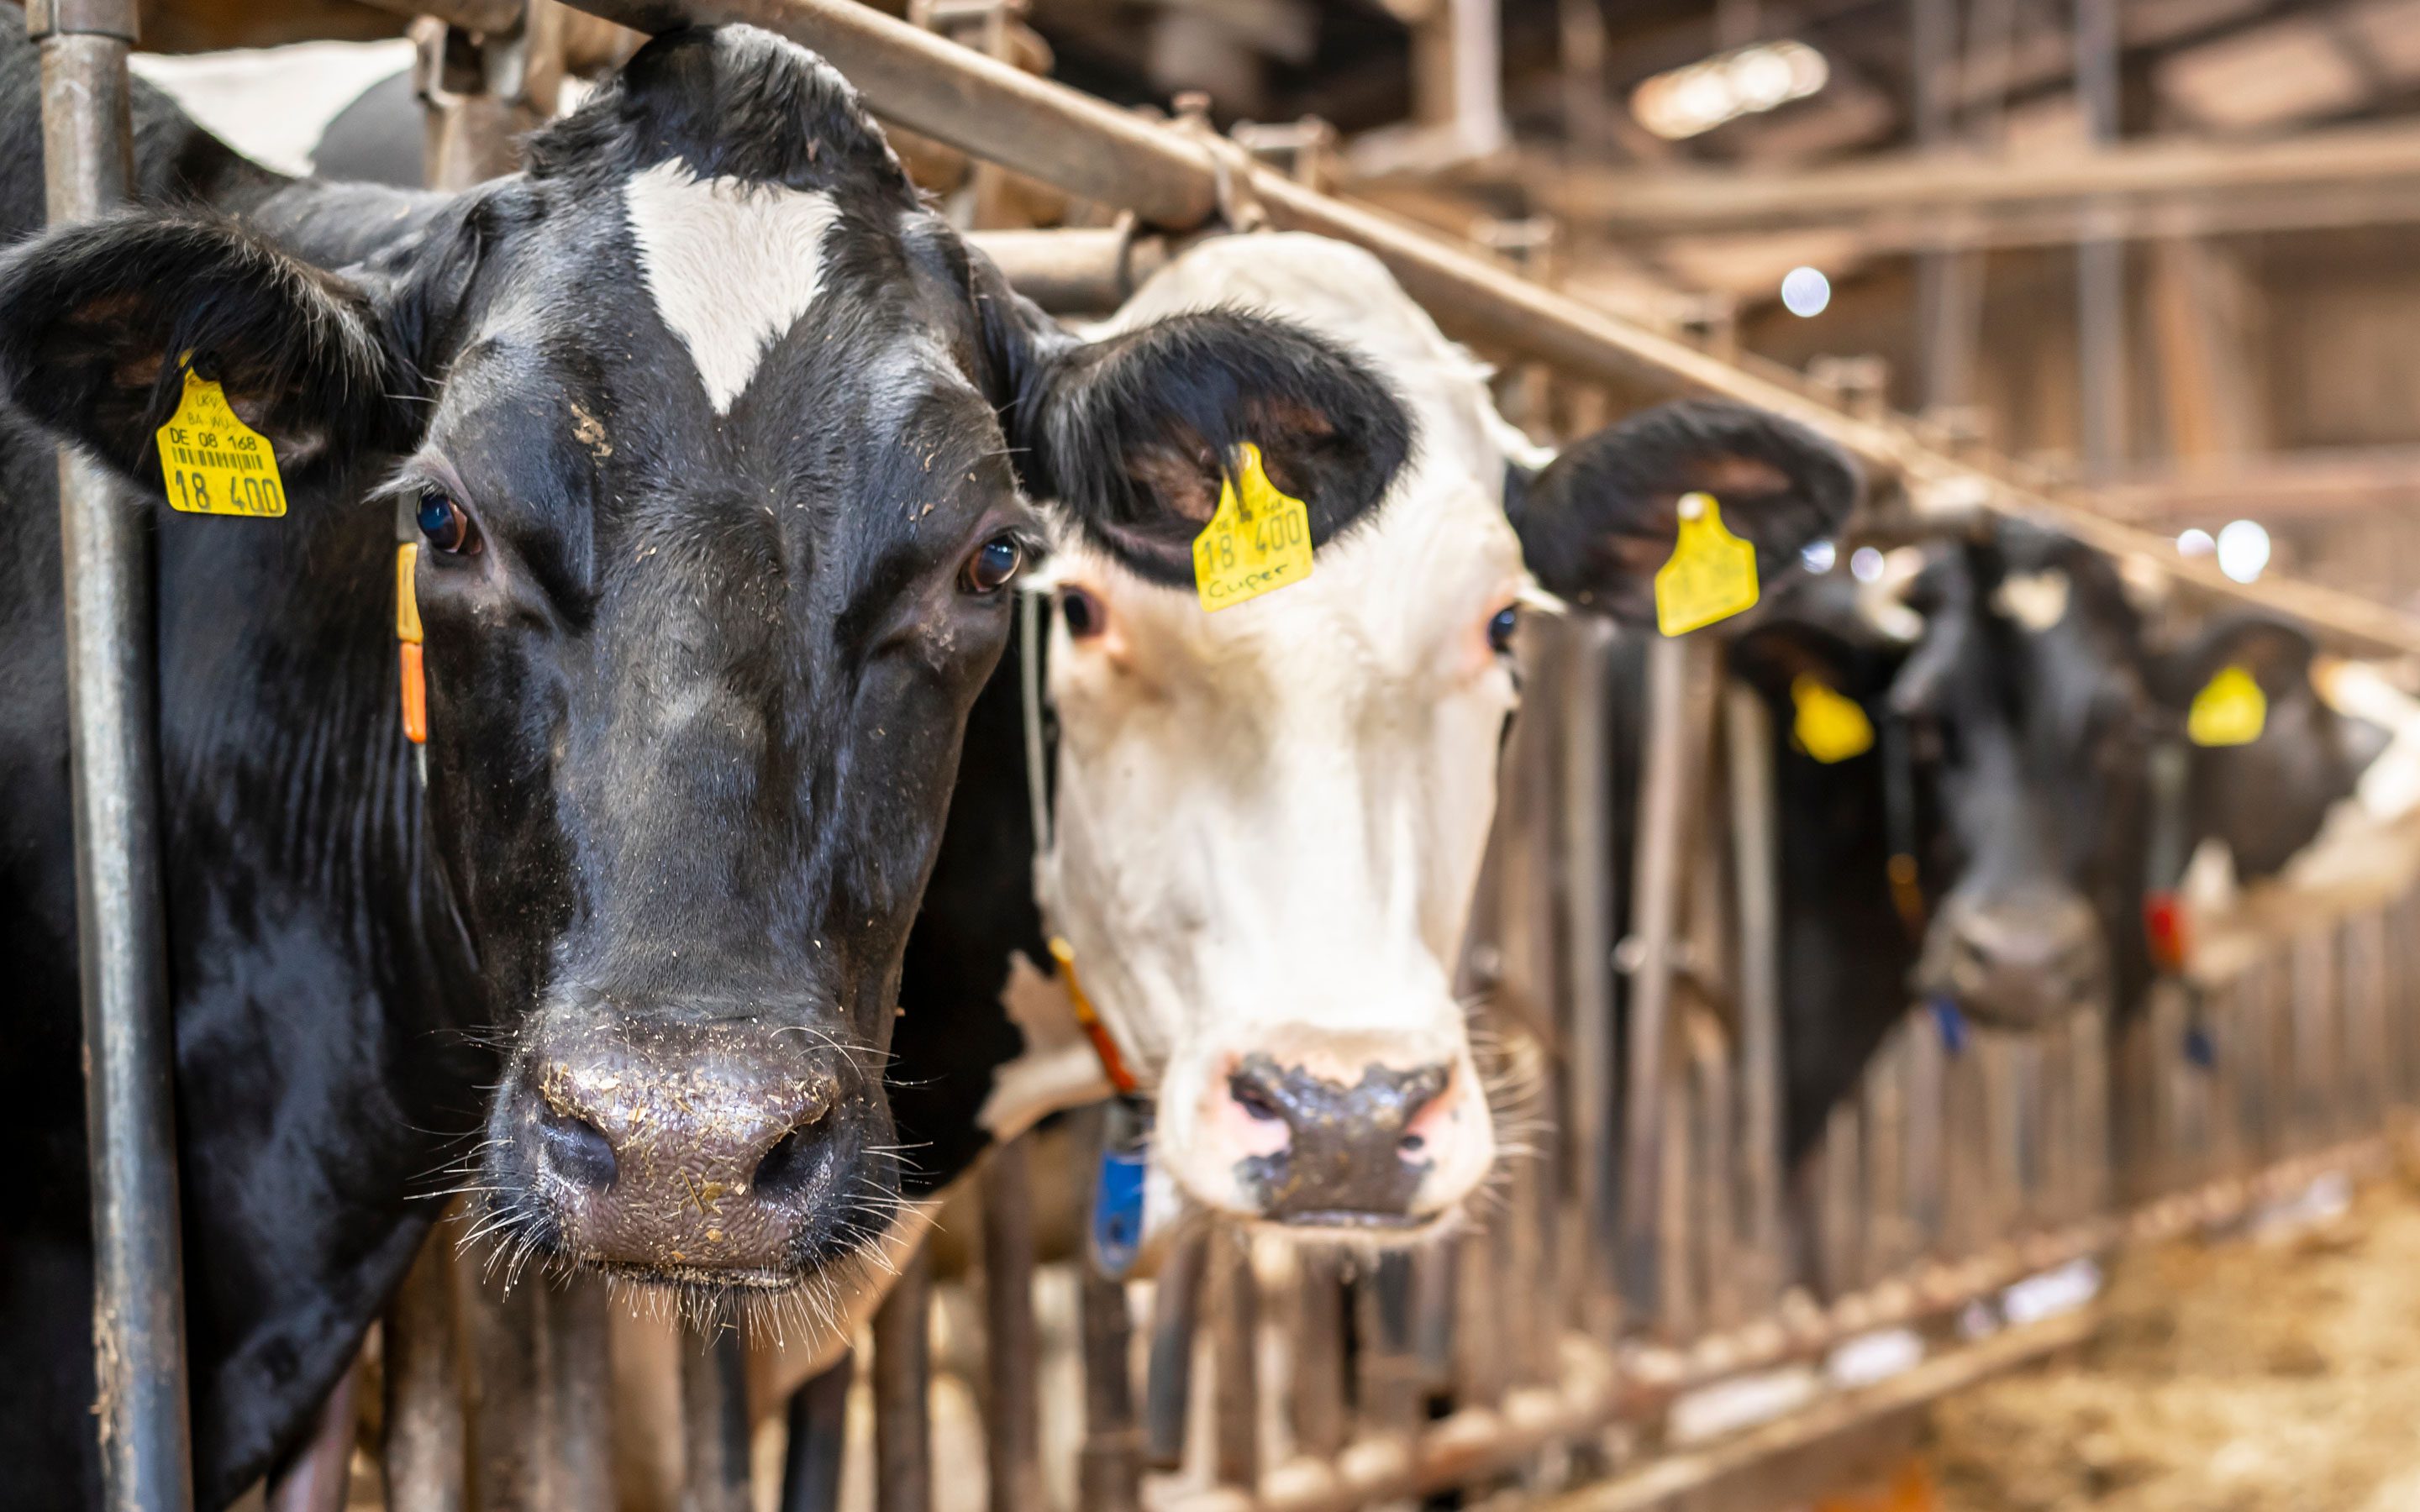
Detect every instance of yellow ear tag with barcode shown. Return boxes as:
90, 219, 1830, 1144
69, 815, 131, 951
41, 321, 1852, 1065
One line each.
2188, 664, 2267, 748
1655, 491, 1758, 637
155, 360, 287, 518
1791, 675, 1875, 764
1192, 441, 1313, 613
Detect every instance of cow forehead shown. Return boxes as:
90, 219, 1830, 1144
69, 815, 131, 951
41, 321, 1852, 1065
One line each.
624, 160, 845, 414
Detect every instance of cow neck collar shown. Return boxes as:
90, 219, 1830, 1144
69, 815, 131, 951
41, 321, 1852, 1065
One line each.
1020, 586, 1146, 1096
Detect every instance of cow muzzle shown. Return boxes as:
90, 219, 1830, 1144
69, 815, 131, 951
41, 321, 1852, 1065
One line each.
1918, 887, 2107, 1029
487, 1013, 883, 1285
1169, 1037, 1494, 1231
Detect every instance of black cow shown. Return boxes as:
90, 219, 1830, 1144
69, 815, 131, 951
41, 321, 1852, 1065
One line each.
0, 22, 1418, 1507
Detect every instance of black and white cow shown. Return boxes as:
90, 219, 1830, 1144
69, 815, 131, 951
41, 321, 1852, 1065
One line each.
0, 24, 1423, 1508
879, 234, 1860, 1259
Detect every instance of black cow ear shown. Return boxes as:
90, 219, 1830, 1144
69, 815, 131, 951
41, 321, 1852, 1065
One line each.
1012, 309, 1413, 588
1511, 398, 1860, 625
2154, 613, 2317, 709
0, 214, 411, 485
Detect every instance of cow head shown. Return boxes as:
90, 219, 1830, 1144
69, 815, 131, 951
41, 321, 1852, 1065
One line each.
2149, 614, 2375, 884
1031, 234, 1856, 1234
0, 34, 1405, 1305
1881, 525, 2157, 1026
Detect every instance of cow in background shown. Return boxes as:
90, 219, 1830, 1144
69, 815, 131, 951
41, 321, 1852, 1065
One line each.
0, 24, 1420, 1508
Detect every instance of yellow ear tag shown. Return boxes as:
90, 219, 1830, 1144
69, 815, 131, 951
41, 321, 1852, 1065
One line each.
1655, 491, 1759, 637
2188, 664, 2267, 748
1791, 675, 1875, 764
155, 359, 287, 518
1192, 441, 1313, 613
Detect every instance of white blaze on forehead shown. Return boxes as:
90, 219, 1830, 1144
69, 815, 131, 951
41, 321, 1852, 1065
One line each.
1994, 569, 2071, 632
624, 160, 843, 414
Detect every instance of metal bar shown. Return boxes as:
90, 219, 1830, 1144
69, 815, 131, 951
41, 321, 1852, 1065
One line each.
1560, 617, 1618, 1330
1721, 682, 1782, 1312
536, 0, 2420, 654
964, 228, 1169, 315
2074, 0, 2126, 477
32, 3, 192, 1507
1208, 1228, 1260, 1490
461, 1274, 544, 1512
872, 1244, 934, 1512
544, 1275, 614, 1510
356, 0, 529, 33
1077, 1268, 1142, 1512
1142, 1231, 1207, 1472
1291, 1251, 1349, 1462
1618, 633, 1708, 1325
266, 1348, 360, 1512
981, 1139, 1044, 1512
781, 1354, 855, 1512
680, 1333, 752, 1512
381, 1231, 465, 1512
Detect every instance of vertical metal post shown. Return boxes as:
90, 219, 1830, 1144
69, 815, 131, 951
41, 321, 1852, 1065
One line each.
32, 3, 192, 1508
872, 1245, 934, 1512
382, 1232, 466, 1512
982, 1140, 1044, 1512
1722, 682, 1783, 1311
2075, 0, 2127, 476
1561, 617, 1619, 1332
679, 1331, 753, 1512
1619, 633, 1711, 1325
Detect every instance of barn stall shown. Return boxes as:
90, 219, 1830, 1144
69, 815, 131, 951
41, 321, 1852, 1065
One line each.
26, 1, 2420, 1510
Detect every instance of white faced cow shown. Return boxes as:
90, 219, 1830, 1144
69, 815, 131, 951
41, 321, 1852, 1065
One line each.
885, 232, 1861, 1260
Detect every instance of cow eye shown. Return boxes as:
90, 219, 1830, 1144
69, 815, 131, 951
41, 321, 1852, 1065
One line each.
961, 533, 1024, 595
416, 489, 479, 555
1486, 604, 1519, 656
1062, 586, 1104, 639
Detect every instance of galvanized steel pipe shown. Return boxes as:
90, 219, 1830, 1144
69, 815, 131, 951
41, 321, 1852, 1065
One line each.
30, 1, 195, 1507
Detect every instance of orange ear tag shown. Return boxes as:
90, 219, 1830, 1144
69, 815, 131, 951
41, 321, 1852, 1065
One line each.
396, 543, 428, 744
1655, 491, 1760, 637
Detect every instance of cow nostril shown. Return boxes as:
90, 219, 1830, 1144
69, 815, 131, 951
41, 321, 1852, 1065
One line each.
1233, 1083, 1283, 1123
537, 1106, 618, 1191
1399, 1131, 1427, 1154
750, 1103, 836, 1200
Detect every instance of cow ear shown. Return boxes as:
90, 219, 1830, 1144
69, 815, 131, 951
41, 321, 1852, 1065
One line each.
1010, 308, 1413, 589
0, 215, 413, 485
1510, 398, 1860, 624
2153, 613, 2317, 711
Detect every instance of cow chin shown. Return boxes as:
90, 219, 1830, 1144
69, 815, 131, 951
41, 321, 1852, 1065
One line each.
1151, 1031, 1498, 1239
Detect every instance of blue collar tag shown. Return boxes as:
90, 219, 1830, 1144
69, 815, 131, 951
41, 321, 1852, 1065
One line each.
2183, 1021, 2217, 1070
1929, 996, 1970, 1057
1089, 1096, 1153, 1279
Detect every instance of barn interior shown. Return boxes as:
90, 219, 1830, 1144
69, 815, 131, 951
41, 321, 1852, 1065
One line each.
29, 1, 2420, 1510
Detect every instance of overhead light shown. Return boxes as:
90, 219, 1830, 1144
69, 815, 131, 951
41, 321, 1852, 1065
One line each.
2176, 528, 2214, 558
1849, 546, 1886, 583
1802, 539, 1838, 573
2216, 520, 2270, 584
1781, 265, 1831, 318
1631, 39, 1829, 141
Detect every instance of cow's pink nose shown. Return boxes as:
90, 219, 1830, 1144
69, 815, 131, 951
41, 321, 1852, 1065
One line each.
1211, 1054, 1459, 1226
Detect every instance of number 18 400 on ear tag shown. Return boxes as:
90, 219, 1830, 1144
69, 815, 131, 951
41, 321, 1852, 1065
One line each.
156, 362, 287, 518
1655, 491, 1758, 637
1193, 442, 1313, 612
